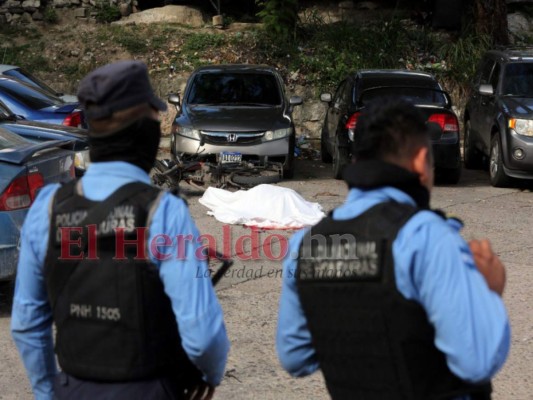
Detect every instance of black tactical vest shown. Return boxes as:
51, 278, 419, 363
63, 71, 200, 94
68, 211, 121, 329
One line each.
44, 180, 201, 384
296, 201, 491, 400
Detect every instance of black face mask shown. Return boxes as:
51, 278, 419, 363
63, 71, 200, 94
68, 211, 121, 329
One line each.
89, 117, 161, 173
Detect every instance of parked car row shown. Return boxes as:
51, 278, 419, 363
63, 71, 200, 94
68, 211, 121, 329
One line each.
0, 68, 88, 281
320, 69, 461, 183
319, 47, 533, 187
463, 47, 533, 187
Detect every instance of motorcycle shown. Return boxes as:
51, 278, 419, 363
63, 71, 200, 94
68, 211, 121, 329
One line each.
151, 140, 283, 192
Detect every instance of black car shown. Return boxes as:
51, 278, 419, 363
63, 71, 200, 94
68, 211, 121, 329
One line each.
464, 48, 533, 187
167, 64, 302, 179
320, 70, 462, 183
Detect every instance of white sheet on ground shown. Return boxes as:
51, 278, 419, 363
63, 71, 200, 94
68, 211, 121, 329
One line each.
198, 184, 325, 229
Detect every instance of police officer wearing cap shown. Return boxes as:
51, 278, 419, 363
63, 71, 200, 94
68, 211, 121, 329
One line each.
11, 60, 229, 400
276, 98, 510, 399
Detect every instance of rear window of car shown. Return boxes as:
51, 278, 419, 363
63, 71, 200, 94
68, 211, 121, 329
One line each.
360, 86, 448, 106
0, 78, 63, 109
3, 68, 58, 95
502, 63, 533, 96
187, 72, 282, 106
0, 128, 31, 150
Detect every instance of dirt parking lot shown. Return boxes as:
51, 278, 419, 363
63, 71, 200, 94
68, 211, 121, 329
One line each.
0, 159, 531, 399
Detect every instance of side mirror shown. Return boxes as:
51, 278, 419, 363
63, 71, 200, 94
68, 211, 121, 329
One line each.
289, 96, 303, 106
478, 84, 494, 96
168, 93, 181, 112
320, 93, 332, 103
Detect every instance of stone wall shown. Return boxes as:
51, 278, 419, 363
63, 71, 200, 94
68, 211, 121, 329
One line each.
0, 0, 137, 24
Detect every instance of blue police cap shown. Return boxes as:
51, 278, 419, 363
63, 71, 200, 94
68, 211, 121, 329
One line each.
77, 60, 167, 120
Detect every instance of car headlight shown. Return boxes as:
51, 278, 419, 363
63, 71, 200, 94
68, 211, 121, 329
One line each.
177, 126, 201, 140
74, 150, 90, 170
264, 128, 292, 141
509, 118, 533, 137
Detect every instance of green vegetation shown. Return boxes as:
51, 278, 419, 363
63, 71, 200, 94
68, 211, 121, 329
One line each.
95, 2, 121, 24
182, 32, 226, 52
256, 0, 298, 40
43, 6, 59, 24
0, 9, 508, 108
0, 42, 51, 73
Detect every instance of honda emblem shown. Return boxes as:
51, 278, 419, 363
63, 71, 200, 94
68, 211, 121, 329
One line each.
226, 133, 238, 143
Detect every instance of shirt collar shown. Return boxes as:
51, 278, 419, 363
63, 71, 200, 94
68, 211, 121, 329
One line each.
83, 161, 151, 184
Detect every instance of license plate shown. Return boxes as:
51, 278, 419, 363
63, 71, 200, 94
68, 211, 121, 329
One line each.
219, 151, 242, 164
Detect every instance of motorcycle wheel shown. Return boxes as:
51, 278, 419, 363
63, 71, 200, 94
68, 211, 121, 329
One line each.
231, 170, 281, 186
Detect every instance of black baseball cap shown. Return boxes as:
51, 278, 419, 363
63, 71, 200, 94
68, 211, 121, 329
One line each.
77, 60, 167, 120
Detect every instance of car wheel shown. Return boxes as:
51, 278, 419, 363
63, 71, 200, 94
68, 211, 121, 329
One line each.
489, 134, 510, 187
463, 120, 484, 169
332, 138, 348, 180
321, 129, 333, 163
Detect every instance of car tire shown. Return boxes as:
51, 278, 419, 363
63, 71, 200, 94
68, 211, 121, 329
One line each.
489, 134, 510, 187
463, 120, 484, 169
332, 138, 348, 180
231, 171, 282, 186
321, 129, 333, 163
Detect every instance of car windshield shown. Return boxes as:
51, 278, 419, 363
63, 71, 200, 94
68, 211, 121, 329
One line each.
502, 63, 533, 96
0, 78, 64, 109
0, 128, 31, 150
187, 72, 282, 106
3, 67, 60, 96
360, 86, 448, 106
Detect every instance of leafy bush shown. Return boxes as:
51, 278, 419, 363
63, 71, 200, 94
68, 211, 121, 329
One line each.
95, 3, 121, 24
256, 0, 298, 40
43, 6, 58, 24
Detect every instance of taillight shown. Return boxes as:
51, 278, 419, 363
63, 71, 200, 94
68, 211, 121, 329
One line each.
345, 112, 362, 130
63, 111, 82, 128
428, 113, 459, 132
27, 172, 44, 200
0, 172, 44, 211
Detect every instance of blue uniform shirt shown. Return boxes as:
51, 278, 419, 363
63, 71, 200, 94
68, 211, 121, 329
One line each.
11, 162, 230, 400
277, 186, 510, 385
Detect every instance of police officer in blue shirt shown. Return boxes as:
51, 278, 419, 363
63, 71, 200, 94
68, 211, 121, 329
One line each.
277, 98, 509, 399
11, 60, 229, 400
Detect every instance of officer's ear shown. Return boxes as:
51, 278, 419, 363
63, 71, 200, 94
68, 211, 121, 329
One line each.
411, 145, 434, 191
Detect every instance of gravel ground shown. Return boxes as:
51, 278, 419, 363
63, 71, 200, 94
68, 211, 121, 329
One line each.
0, 162, 531, 399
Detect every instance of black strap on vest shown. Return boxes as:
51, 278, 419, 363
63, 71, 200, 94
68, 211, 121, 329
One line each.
49, 181, 156, 310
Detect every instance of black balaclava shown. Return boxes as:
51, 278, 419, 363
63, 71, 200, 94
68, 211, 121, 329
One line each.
88, 116, 161, 173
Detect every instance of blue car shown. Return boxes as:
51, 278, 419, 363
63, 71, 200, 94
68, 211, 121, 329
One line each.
0, 64, 78, 103
0, 100, 89, 175
0, 128, 76, 281
0, 75, 86, 129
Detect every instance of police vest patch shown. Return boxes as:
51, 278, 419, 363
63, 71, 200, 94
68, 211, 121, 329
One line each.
298, 235, 384, 281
